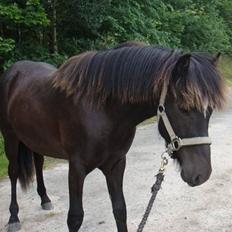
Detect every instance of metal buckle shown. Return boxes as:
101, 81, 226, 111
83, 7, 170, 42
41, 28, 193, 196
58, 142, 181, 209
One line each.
158, 104, 165, 115
166, 137, 182, 153
171, 137, 182, 151
159, 151, 169, 172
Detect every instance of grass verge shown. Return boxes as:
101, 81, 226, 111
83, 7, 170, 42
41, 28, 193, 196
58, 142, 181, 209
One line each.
139, 117, 156, 126
0, 136, 8, 179
218, 55, 232, 84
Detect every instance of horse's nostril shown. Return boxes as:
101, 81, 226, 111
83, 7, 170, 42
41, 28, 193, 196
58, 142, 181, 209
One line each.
194, 175, 202, 185
181, 170, 210, 187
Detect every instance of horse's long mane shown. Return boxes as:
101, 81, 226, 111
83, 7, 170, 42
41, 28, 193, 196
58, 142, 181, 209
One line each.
52, 44, 226, 111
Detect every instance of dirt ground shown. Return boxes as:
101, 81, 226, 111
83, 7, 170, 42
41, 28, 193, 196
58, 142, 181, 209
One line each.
1, 98, 232, 232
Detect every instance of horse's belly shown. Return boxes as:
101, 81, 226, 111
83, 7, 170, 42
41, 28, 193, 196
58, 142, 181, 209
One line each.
8, 97, 66, 158
13, 124, 66, 159
16, 130, 67, 159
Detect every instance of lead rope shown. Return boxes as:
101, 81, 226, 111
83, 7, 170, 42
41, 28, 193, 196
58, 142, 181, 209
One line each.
136, 152, 169, 232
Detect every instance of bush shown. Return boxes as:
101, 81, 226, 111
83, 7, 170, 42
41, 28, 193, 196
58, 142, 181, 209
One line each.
5, 43, 67, 68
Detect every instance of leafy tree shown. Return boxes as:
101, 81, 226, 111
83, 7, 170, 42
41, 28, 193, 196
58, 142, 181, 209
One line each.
0, 0, 50, 66
1, 0, 232, 69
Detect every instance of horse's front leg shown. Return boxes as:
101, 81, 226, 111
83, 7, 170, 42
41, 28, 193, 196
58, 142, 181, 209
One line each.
102, 157, 128, 232
67, 157, 86, 232
34, 153, 53, 210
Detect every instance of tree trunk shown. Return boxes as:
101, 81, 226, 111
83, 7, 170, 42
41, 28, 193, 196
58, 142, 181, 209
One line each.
48, 0, 58, 53
52, 0, 58, 53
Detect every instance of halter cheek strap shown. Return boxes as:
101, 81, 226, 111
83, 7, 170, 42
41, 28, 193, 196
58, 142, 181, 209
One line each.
157, 82, 211, 155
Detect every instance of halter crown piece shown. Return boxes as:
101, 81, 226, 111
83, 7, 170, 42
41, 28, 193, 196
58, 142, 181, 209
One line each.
157, 82, 211, 156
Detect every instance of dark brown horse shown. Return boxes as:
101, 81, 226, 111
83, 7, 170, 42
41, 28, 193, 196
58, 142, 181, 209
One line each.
0, 44, 226, 232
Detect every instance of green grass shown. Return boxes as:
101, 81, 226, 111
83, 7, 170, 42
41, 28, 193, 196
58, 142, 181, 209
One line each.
218, 55, 232, 84
0, 155, 8, 178
0, 136, 8, 178
139, 117, 156, 126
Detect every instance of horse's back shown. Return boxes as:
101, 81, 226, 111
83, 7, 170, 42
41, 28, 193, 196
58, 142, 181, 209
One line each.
0, 60, 56, 97
0, 60, 56, 112
3, 60, 56, 81
11, 60, 56, 73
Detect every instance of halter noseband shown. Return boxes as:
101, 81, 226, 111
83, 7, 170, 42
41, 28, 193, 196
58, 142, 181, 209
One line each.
157, 82, 211, 155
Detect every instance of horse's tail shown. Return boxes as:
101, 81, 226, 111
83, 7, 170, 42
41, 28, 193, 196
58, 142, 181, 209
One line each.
0, 56, 4, 75
18, 142, 34, 191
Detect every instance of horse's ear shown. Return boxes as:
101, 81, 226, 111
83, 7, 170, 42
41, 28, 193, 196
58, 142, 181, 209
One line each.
172, 53, 191, 83
212, 52, 221, 66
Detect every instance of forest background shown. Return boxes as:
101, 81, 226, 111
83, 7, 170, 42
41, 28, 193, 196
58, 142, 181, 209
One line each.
0, 0, 232, 176
0, 0, 232, 68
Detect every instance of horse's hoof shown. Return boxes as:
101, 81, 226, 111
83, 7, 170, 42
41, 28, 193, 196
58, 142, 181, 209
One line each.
41, 202, 54, 210
7, 222, 21, 232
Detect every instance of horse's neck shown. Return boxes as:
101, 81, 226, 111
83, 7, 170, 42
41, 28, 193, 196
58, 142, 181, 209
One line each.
129, 102, 158, 126
108, 100, 158, 127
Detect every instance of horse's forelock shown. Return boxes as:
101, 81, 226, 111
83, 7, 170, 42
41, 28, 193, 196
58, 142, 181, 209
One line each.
170, 54, 227, 112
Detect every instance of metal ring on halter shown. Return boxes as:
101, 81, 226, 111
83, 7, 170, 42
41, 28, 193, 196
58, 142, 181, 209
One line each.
158, 104, 165, 114
170, 137, 182, 151
166, 137, 182, 155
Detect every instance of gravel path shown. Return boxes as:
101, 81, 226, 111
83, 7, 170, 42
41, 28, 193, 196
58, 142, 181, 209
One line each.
1, 99, 232, 232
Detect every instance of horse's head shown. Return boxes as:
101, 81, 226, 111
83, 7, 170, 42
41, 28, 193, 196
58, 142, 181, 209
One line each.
158, 52, 226, 187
